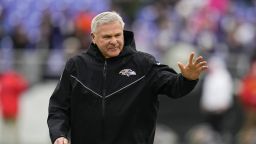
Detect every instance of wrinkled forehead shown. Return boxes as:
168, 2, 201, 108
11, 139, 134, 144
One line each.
95, 20, 123, 31
94, 21, 124, 35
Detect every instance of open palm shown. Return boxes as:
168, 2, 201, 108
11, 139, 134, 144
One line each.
178, 52, 208, 80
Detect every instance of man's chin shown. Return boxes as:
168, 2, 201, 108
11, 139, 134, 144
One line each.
107, 52, 121, 58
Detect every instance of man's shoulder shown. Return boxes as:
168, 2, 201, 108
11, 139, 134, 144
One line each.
65, 51, 87, 65
69, 51, 89, 62
134, 51, 157, 64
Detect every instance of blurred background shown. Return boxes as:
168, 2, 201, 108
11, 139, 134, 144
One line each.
0, 0, 256, 143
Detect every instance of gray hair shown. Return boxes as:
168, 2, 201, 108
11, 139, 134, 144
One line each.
91, 11, 125, 33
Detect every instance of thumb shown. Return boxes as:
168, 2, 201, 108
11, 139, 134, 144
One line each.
177, 62, 184, 73
63, 138, 69, 144
54, 137, 69, 144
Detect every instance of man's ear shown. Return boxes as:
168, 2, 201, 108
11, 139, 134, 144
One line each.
91, 33, 95, 44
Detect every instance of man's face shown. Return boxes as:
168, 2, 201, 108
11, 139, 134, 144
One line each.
92, 21, 124, 58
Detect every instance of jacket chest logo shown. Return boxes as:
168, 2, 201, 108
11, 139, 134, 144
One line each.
119, 69, 136, 77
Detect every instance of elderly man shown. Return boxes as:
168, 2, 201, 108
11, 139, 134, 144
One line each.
47, 11, 208, 144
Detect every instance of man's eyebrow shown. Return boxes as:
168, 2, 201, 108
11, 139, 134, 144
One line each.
115, 32, 122, 35
102, 34, 112, 37
102, 32, 122, 37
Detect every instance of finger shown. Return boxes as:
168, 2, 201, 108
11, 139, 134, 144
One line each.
63, 138, 69, 144
194, 56, 203, 65
189, 52, 195, 66
54, 138, 61, 144
201, 65, 208, 70
198, 65, 208, 72
54, 139, 60, 144
177, 62, 185, 73
196, 61, 207, 68
54, 137, 67, 144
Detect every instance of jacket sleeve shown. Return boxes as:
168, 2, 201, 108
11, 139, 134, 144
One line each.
47, 59, 74, 143
150, 62, 198, 98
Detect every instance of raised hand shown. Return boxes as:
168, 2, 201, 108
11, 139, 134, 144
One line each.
178, 52, 208, 80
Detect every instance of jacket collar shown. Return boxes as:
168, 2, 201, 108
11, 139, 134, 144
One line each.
87, 30, 137, 61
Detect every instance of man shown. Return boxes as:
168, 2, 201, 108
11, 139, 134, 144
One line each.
47, 11, 208, 144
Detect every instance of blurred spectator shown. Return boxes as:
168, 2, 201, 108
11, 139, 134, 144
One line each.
0, 70, 28, 144
238, 54, 256, 144
200, 56, 233, 142
0, 4, 5, 39
73, 11, 93, 50
154, 124, 179, 144
63, 37, 82, 59
11, 24, 29, 50
0, 36, 14, 72
185, 124, 225, 144
43, 48, 65, 79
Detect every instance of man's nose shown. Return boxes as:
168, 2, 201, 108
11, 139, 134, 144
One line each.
109, 37, 117, 44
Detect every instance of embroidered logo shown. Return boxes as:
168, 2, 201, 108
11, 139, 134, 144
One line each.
119, 69, 136, 77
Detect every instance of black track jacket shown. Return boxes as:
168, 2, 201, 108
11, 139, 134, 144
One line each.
47, 30, 198, 144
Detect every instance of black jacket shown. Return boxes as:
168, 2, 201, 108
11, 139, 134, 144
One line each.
47, 30, 198, 144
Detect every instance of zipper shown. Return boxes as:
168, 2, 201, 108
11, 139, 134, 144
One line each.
102, 60, 107, 142
102, 60, 107, 117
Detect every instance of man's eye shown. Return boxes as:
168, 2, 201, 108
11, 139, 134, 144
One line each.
115, 34, 121, 37
103, 36, 111, 39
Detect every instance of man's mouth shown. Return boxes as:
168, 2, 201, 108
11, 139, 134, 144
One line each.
108, 47, 118, 51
